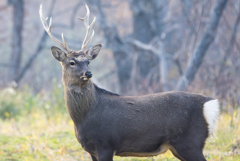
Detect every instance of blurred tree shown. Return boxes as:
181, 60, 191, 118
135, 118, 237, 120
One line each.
14, 0, 84, 85
215, 2, 240, 99
129, 0, 169, 93
176, 0, 229, 91
92, 0, 133, 94
90, 0, 169, 94
0, 0, 239, 104
130, 0, 168, 81
14, 0, 56, 84
8, 0, 24, 81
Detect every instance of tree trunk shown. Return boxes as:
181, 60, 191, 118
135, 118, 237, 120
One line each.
15, 0, 56, 84
130, 0, 168, 90
219, 6, 240, 73
215, 4, 240, 98
176, 0, 229, 91
9, 0, 24, 81
93, 0, 132, 94
160, 44, 168, 92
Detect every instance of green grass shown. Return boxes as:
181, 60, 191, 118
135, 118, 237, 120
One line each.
0, 86, 239, 161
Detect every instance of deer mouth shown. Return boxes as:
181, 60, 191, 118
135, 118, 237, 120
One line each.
83, 77, 90, 81
80, 76, 90, 81
80, 71, 92, 81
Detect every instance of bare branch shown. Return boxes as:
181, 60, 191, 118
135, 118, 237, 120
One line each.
92, 0, 132, 93
216, 3, 240, 85
180, 0, 197, 36
191, 1, 207, 53
173, 49, 183, 75
127, 38, 172, 59
222, 13, 240, 51
159, 44, 169, 92
127, 38, 169, 91
127, 38, 158, 55
176, 0, 229, 91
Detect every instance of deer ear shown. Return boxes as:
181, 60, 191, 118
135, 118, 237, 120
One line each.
85, 44, 102, 60
51, 46, 66, 62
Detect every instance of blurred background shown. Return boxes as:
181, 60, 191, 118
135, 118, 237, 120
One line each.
0, 0, 240, 160
1, 0, 240, 102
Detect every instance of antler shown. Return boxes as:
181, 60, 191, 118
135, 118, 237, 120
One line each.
39, 4, 71, 53
78, 3, 96, 51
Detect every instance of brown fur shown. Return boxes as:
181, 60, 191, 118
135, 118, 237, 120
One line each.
64, 80, 96, 123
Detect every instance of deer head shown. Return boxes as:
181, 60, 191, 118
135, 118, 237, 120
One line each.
39, 3, 101, 87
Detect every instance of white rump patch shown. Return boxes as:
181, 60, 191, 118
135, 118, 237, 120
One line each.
203, 99, 220, 135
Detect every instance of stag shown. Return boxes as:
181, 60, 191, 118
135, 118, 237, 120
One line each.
39, 3, 219, 161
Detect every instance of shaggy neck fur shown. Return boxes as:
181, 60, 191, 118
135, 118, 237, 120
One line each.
64, 80, 96, 124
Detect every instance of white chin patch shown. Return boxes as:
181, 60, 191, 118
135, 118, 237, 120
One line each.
83, 77, 89, 81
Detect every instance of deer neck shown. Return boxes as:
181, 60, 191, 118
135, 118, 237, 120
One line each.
64, 80, 96, 124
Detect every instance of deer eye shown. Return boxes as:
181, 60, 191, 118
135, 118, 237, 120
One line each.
70, 60, 75, 66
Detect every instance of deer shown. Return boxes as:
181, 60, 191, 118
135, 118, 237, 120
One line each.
39, 3, 220, 161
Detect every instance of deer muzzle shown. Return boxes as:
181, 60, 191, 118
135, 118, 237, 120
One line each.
84, 71, 92, 79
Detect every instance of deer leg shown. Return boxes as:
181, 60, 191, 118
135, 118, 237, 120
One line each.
90, 154, 98, 161
170, 131, 207, 160
170, 137, 206, 161
169, 146, 186, 161
96, 148, 114, 161
172, 145, 206, 161
169, 108, 208, 161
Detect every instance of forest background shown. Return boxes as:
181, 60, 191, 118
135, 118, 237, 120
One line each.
0, 0, 239, 160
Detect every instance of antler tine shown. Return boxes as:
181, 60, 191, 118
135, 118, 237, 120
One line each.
39, 4, 71, 53
78, 3, 96, 51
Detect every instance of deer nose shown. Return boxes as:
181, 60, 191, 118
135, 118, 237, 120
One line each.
85, 71, 92, 78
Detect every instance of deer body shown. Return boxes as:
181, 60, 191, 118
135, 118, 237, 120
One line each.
65, 80, 215, 161
40, 4, 220, 161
